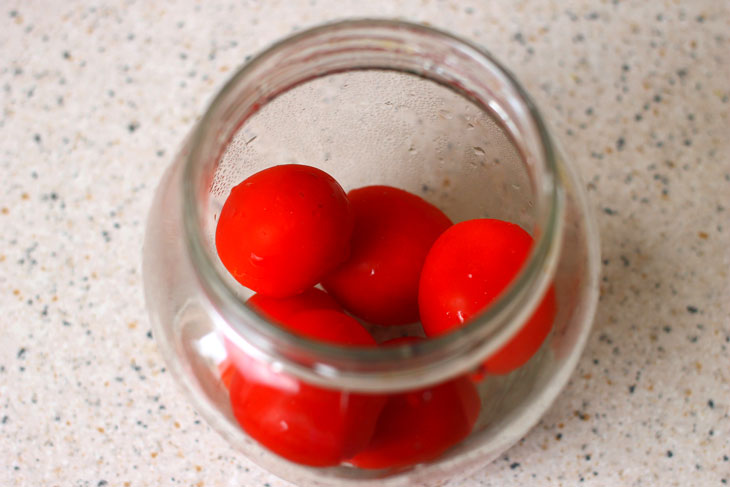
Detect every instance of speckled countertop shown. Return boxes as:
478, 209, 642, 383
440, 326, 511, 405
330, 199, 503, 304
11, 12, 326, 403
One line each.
1, 1, 728, 486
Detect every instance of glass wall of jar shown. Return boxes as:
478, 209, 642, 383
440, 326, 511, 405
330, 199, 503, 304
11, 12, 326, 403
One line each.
143, 19, 599, 487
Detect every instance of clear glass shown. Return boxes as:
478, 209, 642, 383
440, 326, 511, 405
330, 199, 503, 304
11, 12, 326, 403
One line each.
143, 19, 599, 486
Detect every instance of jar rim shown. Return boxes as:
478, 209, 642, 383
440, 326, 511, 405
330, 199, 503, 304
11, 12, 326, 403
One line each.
182, 18, 565, 392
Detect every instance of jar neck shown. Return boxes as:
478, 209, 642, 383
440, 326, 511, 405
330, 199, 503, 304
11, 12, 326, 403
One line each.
183, 19, 564, 393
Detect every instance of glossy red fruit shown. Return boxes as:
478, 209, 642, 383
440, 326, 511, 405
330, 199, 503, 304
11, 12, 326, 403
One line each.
349, 337, 481, 469
483, 286, 556, 374
216, 164, 354, 298
283, 309, 378, 345
247, 288, 341, 324
218, 358, 236, 390
419, 218, 557, 374
219, 289, 342, 391
323, 186, 452, 325
228, 308, 385, 466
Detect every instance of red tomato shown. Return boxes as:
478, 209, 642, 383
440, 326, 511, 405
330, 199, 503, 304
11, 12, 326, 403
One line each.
247, 287, 341, 324
419, 218, 556, 374
322, 186, 452, 325
349, 337, 481, 469
483, 286, 556, 374
283, 309, 378, 345
216, 164, 354, 298
218, 358, 235, 390
218, 290, 342, 392
228, 308, 385, 466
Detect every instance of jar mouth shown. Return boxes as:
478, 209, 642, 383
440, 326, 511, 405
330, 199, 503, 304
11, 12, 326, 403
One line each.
182, 19, 564, 392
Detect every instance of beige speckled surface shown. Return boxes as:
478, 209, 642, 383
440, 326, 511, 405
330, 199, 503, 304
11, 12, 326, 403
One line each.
1, 1, 728, 486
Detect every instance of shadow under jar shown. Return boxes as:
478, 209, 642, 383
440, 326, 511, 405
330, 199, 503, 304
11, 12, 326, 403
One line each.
143, 19, 600, 487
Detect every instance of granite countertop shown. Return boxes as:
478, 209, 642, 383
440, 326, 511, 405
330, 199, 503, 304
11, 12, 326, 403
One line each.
1, 1, 728, 486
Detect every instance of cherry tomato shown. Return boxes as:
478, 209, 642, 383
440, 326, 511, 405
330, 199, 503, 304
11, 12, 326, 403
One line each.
283, 309, 378, 345
349, 337, 481, 469
218, 358, 235, 390
247, 287, 341, 324
228, 308, 385, 466
216, 164, 354, 298
483, 286, 556, 374
218, 287, 342, 389
419, 218, 557, 374
216, 290, 342, 392
322, 186, 452, 325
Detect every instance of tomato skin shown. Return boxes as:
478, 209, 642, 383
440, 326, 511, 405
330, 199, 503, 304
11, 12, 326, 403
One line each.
419, 219, 556, 374
349, 337, 481, 469
323, 186, 452, 325
483, 286, 556, 374
216, 164, 354, 298
247, 288, 341, 324
217, 289, 342, 392
228, 308, 385, 466
283, 309, 378, 346
218, 358, 235, 390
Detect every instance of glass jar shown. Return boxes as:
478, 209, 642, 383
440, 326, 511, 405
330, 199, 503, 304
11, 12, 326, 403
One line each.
143, 19, 599, 487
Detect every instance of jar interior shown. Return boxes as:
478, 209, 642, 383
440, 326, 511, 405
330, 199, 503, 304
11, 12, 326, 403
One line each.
207, 68, 538, 315
164, 20, 600, 486
187, 67, 556, 478
184, 21, 564, 394
209, 70, 536, 239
